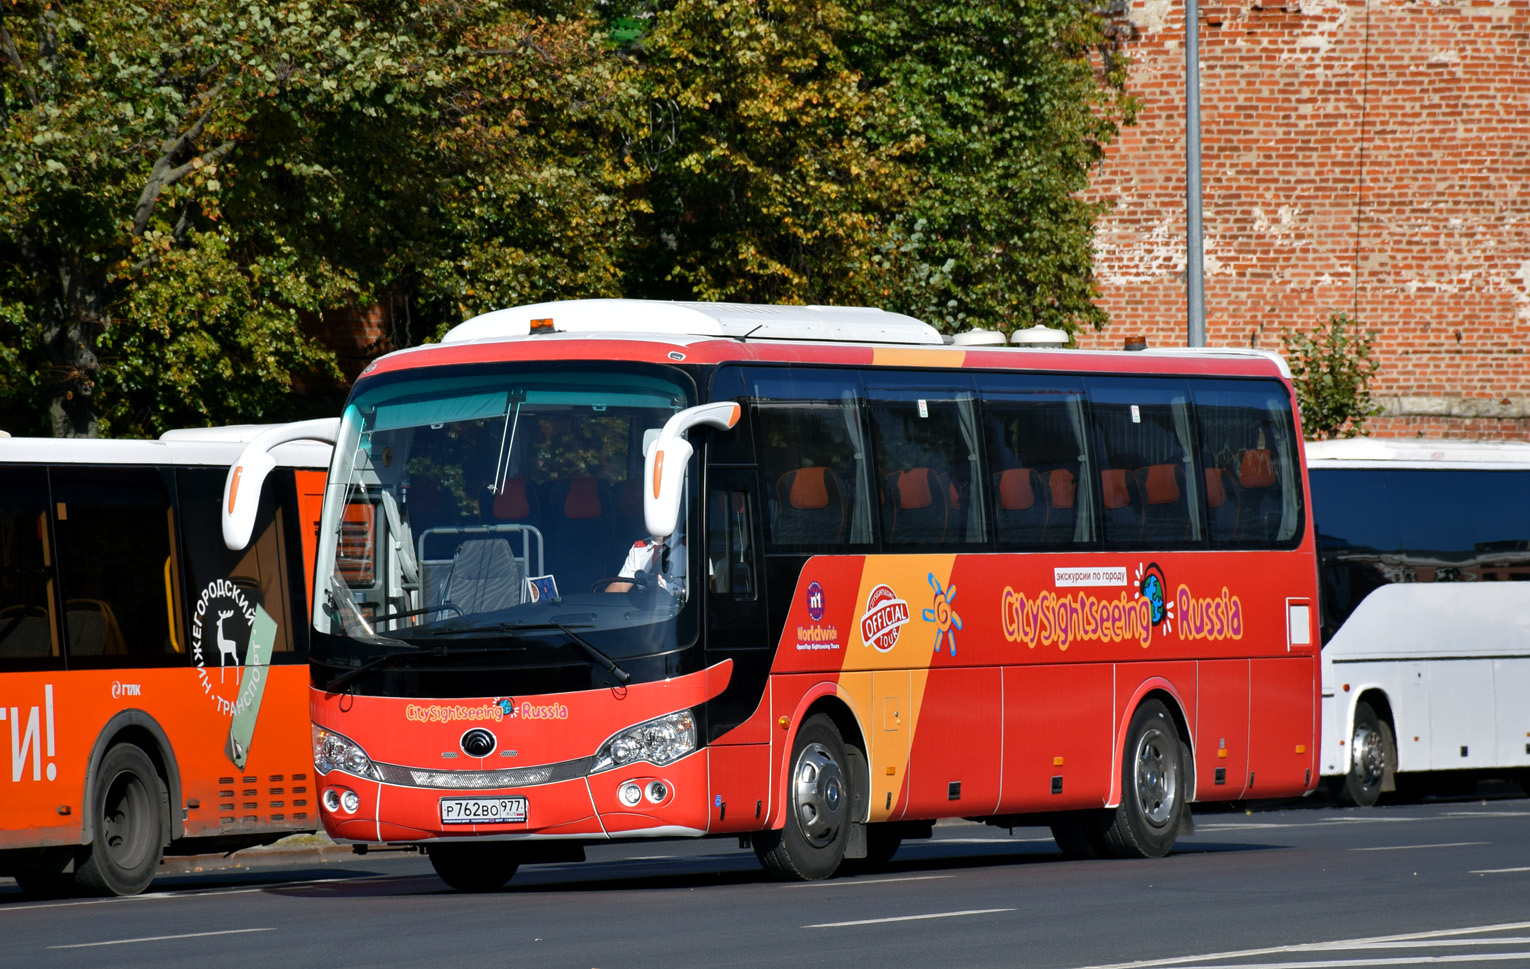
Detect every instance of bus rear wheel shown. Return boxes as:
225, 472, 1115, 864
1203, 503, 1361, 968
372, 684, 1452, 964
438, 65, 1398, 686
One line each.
428, 842, 519, 891
1102, 700, 1185, 859
753, 714, 850, 881
74, 744, 165, 896
1336, 701, 1391, 808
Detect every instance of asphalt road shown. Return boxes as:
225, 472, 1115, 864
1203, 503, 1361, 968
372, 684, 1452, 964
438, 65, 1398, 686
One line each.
4, 793, 1530, 969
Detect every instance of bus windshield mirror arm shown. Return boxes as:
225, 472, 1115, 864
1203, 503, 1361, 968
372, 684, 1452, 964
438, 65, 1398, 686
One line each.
644, 402, 741, 540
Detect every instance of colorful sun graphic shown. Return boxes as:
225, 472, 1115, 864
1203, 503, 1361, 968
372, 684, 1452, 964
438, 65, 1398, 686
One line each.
1134, 561, 1175, 634
922, 572, 962, 657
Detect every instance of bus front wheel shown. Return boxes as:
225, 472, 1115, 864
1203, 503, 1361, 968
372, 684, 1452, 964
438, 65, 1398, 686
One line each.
753, 714, 850, 881
428, 842, 519, 891
1336, 701, 1391, 808
74, 744, 166, 896
1103, 700, 1185, 859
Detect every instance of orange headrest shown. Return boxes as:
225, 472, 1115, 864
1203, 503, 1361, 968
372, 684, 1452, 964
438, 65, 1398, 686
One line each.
788, 468, 830, 510
493, 478, 533, 520
1101, 469, 1130, 510
898, 469, 934, 510
998, 469, 1035, 511
563, 478, 603, 520
1048, 469, 1076, 509
1143, 464, 1180, 505
1204, 468, 1227, 508
1240, 449, 1276, 489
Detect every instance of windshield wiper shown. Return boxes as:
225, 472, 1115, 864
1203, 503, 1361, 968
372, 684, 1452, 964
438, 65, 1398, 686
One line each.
323, 644, 440, 694
500, 621, 631, 685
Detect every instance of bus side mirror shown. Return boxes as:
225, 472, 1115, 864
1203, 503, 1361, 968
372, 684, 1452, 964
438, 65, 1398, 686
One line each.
223, 418, 341, 551
643, 402, 741, 541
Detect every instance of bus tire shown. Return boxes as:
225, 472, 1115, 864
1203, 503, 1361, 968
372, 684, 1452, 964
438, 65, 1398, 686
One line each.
74, 744, 165, 896
1103, 700, 1185, 859
428, 842, 518, 891
1050, 811, 1114, 859
753, 714, 850, 881
1336, 701, 1389, 808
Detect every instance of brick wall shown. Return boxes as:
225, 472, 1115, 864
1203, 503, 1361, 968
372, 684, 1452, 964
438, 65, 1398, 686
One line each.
1085, 0, 1530, 439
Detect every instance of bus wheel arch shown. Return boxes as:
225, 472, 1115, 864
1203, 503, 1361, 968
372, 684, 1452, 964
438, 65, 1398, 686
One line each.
1336, 692, 1396, 808
1111, 686, 1195, 808
754, 698, 860, 881
1107, 692, 1192, 859
74, 742, 170, 896
82, 712, 181, 847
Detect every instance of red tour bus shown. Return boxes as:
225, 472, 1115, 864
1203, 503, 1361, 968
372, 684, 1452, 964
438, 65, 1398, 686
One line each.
0, 424, 331, 896
224, 300, 1321, 890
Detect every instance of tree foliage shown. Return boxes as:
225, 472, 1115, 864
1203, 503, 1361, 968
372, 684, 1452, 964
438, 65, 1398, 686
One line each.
619, 0, 1134, 331
1, 0, 630, 437
1281, 313, 1382, 440
1, 0, 1132, 438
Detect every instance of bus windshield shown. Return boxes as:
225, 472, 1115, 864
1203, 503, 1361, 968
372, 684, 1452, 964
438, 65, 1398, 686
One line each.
313, 363, 696, 672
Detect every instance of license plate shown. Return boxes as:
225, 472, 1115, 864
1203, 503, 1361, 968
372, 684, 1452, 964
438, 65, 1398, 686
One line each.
439, 796, 527, 825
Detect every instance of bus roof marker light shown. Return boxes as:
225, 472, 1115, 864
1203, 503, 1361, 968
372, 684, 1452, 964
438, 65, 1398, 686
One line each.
644, 401, 741, 540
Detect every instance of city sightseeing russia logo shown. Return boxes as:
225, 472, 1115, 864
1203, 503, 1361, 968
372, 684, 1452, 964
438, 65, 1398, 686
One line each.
1135, 562, 1174, 634
922, 572, 962, 657
860, 584, 910, 652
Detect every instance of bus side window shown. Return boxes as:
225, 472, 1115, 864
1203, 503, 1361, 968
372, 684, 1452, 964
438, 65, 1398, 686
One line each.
51, 466, 176, 666
175, 468, 299, 662
1086, 377, 1200, 548
980, 376, 1094, 547
707, 489, 755, 597
1191, 379, 1304, 548
0, 467, 60, 667
863, 376, 987, 547
747, 367, 873, 549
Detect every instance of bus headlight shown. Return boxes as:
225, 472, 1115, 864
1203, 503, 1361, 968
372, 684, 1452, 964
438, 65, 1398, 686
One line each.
313, 725, 383, 780
590, 710, 697, 774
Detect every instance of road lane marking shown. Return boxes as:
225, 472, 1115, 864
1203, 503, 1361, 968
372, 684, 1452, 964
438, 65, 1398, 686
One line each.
1472, 867, 1530, 874
1066, 920, 1530, 969
1350, 842, 1487, 851
806, 907, 1014, 928
49, 928, 274, 949
788, 875, 952, 888
1166, 954, 1530, 968
929, 836, 1055, 844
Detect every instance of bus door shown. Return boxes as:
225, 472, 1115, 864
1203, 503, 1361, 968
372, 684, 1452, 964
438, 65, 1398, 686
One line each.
702, 466, 772, 829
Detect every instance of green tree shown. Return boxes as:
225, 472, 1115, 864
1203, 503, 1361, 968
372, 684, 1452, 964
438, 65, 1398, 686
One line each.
0, 0, 630, 437
619, 0, 1134, 332
1281, 313, 1381, 440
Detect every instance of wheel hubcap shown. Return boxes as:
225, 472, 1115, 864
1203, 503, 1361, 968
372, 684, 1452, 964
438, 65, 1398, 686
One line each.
102, 771, 153, 870
1351, 726, 1384, 787
1134, 726, 1177, 828
792, 742, 846, 848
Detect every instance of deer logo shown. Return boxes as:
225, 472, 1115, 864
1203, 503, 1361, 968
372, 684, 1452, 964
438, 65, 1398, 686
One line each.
215, 609, 241, 684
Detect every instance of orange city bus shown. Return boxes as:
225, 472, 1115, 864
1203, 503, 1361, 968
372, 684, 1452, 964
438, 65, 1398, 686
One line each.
0, 424, 330, 896
224, 300, 1321, 890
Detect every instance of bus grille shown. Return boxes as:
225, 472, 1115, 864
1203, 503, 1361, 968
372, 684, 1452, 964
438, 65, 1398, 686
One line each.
217, 773, 310, 827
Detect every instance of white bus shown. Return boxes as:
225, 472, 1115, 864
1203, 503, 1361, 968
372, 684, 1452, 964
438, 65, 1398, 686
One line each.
1311, 438, 1530, 806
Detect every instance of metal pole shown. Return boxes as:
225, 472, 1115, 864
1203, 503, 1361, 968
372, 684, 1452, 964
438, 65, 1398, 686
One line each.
1186, 0, 1206, 347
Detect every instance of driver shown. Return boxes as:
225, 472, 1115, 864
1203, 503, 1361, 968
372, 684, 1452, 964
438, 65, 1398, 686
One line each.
606, 535, 686, 595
